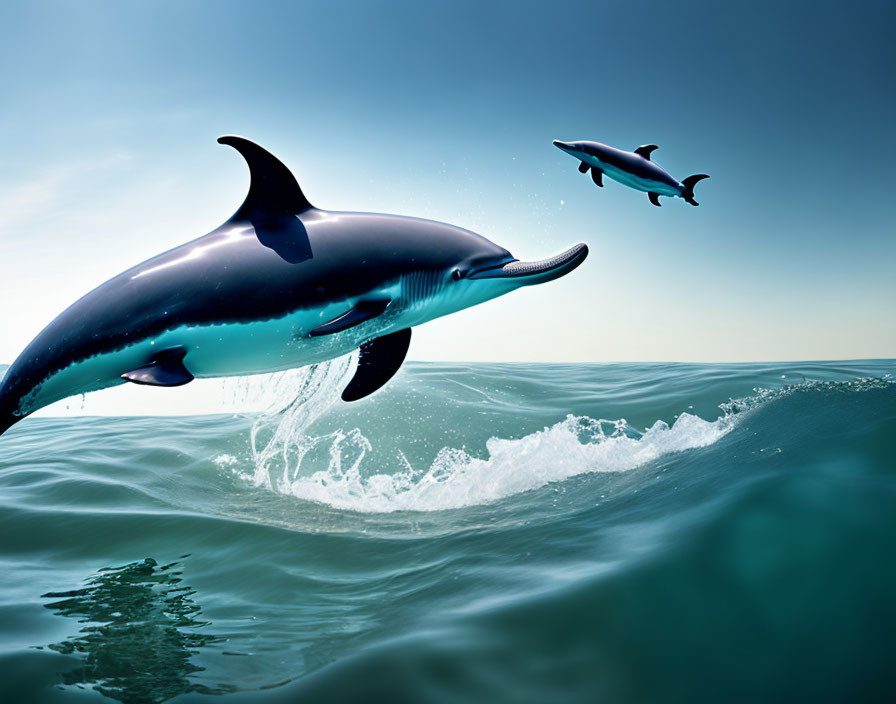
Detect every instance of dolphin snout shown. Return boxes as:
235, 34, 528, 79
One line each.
468, 243, 588, 285
553, 140, 575, 152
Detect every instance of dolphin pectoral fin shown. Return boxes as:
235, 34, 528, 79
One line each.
648, 192, 662, 207
342, 328, 412, 402
634, 144, 659, 160
122, 346, 194, 387
591, 168, 603, 187
578, 161, 590, 174
310, 299, 391, 337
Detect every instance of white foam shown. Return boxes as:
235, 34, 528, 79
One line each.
224, 359, 734, 513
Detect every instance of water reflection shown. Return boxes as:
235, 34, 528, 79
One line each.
42, 556, 232, 704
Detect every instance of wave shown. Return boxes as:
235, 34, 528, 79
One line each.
237, 413, 731, 513
217, 359, 737, 513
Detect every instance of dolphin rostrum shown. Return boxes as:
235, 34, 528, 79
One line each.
553, 139, 709, 207
0, 136, 588, 437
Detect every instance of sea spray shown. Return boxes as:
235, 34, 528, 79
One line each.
223, 369, 894, 515
240, 354, 357, 491
226, 359, 739, 512
260, 412, 734, 512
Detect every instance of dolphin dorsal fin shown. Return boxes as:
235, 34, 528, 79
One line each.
218, 135, 313, 220
634, 144, 659, 160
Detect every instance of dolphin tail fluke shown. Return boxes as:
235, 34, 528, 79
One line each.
0, 411, 21, 439
681, 174, 710, 206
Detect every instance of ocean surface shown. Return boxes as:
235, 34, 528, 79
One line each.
1, 359, 894, 703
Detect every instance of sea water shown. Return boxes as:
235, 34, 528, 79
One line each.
1, 360, 894, 703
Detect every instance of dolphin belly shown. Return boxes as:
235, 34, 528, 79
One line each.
18, 301, 404, 415
596, 161, 681, 196
156, 309, 355, 378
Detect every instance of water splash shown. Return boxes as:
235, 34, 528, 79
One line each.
240, 355, 357, 492
264, 412, 733, 513
224, 357, 736, 512
223, 365, 896, 515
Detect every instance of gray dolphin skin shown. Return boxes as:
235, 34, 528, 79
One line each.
553, 139, 709, 207
0, 136, 588, 437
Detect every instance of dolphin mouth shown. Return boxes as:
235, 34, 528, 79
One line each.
467, 243, 588, 283
553, 139, 575, 152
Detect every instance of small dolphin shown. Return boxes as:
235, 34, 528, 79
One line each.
553, 139, 709, 207
0, 136, 587, 437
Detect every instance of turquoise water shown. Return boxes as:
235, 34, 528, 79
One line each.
1, 360, 894, 703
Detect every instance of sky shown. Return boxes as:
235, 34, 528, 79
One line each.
1, 0, 894, 365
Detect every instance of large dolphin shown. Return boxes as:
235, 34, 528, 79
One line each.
0, 136, 587, 437
553, 139, 709, 207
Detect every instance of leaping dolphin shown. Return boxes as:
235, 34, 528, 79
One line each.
553, 139, 709, 207
0, 136, 587, 437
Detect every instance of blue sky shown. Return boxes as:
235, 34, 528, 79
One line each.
1, 0, 894, 363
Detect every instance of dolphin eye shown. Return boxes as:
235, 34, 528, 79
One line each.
452, 269, 464, 281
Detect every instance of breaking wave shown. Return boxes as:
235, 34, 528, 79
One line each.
220, 358, 736, 513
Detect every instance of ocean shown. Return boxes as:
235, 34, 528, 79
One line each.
1, 359, 894, 703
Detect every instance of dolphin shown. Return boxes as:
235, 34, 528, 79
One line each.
0, 136, 588, 437
553, 139, 709, 207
